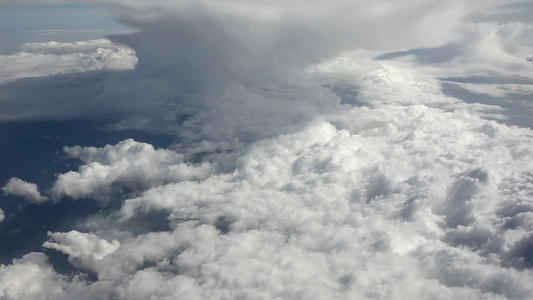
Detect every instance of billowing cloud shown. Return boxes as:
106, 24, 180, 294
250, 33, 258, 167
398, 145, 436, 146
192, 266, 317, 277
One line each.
7, 64, 527, 299
1, 1, 533, 299
0, 253, 68, 300
43, 230, 119, 271
1, 0, 531, 126
2, 177, 49, 203
0, 39, 136, 83
373, 21, 533, 81
50, 139, 212, 202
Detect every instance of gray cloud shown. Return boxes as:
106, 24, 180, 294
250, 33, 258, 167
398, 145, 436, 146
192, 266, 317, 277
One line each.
0, 253, 70, 300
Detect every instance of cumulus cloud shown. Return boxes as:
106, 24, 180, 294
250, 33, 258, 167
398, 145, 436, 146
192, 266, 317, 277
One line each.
1, 0, 530, 131
50, 139, 212, 202
0, 39, 137, 83
1, 0, 533, 299
99, 0, 525, 91
18, 65, 530, 299
2, 177, 49, 203
43, 230, 119, 272
0, 253, 67, 300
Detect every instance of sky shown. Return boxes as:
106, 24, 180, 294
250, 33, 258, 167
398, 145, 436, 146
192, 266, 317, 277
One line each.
1, 1, 533, 299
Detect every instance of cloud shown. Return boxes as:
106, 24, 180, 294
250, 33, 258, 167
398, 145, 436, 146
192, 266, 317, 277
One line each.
0, 39, 136, 83
0, 208, 4, 222
98, 0, 511, 90
374, 21, 533, 81
29, 66, 533, 298
0, 253, 68, 300
446, 82, 533, 98
1, 1, 533, 299
1, 0, 530, 128
2, 177, 49, 203
50, 139, 212, 202
43, 230, 119, 272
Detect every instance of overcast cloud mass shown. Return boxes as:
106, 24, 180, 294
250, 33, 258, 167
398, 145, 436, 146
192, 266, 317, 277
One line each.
1, 0, 533, 299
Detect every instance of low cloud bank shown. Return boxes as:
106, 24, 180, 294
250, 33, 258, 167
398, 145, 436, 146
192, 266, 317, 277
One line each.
2, 178, 49, 203
0, 39, 136, 82
2, 64, 533, 299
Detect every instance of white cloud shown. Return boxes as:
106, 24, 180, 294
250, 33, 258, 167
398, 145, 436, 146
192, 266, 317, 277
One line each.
50, 139, 212, 202
367, 21, 533, 81
19, 39, 128, 55
448, 82, 533, 98
446, 22, 533, 78
0, 56, 526, 298
0, 253, 67, 300
83, 0, 524, 52
36, 66, 533, 298
43, 230, 119, 272
0, 208, 4, 222
1, 1, 533, 299
2, 177, 49, 203
0, 39, 137, 82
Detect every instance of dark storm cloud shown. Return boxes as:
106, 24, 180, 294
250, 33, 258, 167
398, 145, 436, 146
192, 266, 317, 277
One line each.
1, 0, 530, 128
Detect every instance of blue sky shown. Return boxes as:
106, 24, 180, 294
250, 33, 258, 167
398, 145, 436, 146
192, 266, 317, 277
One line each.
0, 4, 127, 32
0, 4, 132, 52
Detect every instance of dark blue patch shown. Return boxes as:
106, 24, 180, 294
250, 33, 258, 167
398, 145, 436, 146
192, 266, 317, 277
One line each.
0, 120, 175, 268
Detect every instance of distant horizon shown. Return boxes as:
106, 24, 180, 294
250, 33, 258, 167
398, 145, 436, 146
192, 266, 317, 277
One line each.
0, 3, 132, 53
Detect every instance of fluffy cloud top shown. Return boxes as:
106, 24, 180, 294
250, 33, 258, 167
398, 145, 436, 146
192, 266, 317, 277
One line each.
50, 139, 212, 202
1, 1, 533, 299
3, 64, 528, 299
43, 231, 119, 272
2, 177, 49, 203
0, 39, 137, 82
0, 253, 68, 300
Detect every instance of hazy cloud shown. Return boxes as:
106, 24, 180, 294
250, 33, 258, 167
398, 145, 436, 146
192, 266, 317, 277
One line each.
0, 253, 68, 300
23, 65, 532, 299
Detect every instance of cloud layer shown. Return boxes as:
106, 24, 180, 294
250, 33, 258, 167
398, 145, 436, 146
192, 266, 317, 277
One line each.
0, 39, 136, 83
2, 62, 533, 299
1, 1, 533, 299
43, 230, 119, 271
